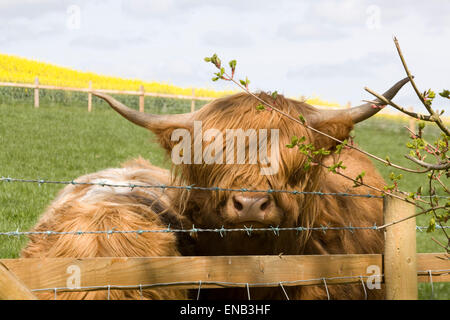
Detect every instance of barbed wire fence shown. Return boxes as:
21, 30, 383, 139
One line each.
1, 176, 448, 234
1, 174, 449, 300
1, 225, 449, 238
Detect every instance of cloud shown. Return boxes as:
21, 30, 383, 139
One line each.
0, 0, 68, 20
275, 1, 368, 42
69, 34, 148, 50
310, 0, 367, 26
201, 30, 254, 48
121, 0, 176, 18
286, 52, 395, 80
0, 11, 65, 45
121, 0, 266, 19
277, 22, 347, 41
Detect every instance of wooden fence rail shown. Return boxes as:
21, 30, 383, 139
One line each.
0, 79, 214, 112
0, 253, 448, 294
0, 262, 37, 299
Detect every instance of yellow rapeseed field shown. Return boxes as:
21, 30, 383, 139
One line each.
0, 53, 341, 105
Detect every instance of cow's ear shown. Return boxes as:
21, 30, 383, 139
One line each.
310, 117, 354, 151
151, 124, 193, 154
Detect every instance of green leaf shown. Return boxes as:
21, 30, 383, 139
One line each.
303, 161, 311, 171
272, 91, 278, 99
335, 139, 348, 154
427, 217, 436, 233
418, 122, 425, 130
439, 89, 450, 98
313, 148, 330, 156
328, 161, 346, 173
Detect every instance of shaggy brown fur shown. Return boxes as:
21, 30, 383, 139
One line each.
21, 158, 193, 300
23, 92, 385, 300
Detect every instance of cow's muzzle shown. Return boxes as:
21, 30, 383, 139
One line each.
230, 194, 274, 225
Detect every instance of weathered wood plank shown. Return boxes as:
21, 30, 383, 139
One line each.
0, 262, 37, 300
1, 255, 381, 292
384, 194, 418, 300
1, 253, 447, 293
417, 253, 450, 283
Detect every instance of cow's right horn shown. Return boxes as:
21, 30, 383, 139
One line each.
308, 77, 410, 126
92, 92, 195, 129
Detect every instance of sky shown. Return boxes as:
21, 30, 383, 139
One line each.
1, 0, 449, 112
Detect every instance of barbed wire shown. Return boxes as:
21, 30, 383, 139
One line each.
30, 268, 450, 298
31, 274, 384, 294
0, 176, 384, 198
416, 225, 450, 232
3, 176, 450, 202
0, 176, 447, 236
1, 224, 448, 238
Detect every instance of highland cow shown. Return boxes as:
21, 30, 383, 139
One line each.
22, 77, 410, 300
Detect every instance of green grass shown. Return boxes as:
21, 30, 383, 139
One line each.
0, 91, 448, 299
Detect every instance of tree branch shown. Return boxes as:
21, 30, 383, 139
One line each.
393, 36, 450, 136
405, 155, 450, 171
363, 88, 433, 121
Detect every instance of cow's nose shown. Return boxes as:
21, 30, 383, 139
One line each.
232, 195, 271, 222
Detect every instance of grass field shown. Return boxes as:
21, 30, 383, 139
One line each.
0, 91, 448, 299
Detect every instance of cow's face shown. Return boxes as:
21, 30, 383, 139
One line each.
93, 77, 408, 230
170, 92, 349, 229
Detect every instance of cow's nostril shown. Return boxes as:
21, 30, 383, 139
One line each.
260, 199, 270, 211
233, 198, 243, 211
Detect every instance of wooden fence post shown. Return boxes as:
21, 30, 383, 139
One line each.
191, 88, 195, 112
383, 194, 418, 300
34, 77, 39, 108
139, 85, 145, 112
0, 262, 37, 300
88, 81, 92, 112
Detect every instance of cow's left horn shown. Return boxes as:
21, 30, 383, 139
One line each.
308, 77, 410, 125
92, 92, 195, 129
